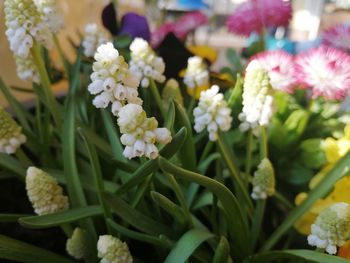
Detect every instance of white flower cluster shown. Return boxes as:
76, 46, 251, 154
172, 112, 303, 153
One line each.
193, 85, 232, 141
82, 23, 110, 58
33, 0, 64, 33
308, 202, 350, 255
97, 235, 133, 263
66, 228, 88, 260
251, 158, 275, 200
129, 38, 166, 88
239, 60, 274, 132
88, 42, 142, 116
4, 0, 58, 83
117, 104, 172, 159
183, 56, 209, 89
26, 167, 69, 215
0, 107, 26, 154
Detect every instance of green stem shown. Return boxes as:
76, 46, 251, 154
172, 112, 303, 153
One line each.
149, 79, 166, 119
245, 129, 253, 178
274, 191, 294, 210
259, 126, 268, 160
250, 199, 266, 253
217, 132, 253, 212
60, 223, 74, 237
131, 173, 153, 208
53, 35, 70, 79
15, 148, 32, 167
164, 173, 193, 228
187, 85, 198, 116
31, 43, 61, 128
199, 141, 214, 163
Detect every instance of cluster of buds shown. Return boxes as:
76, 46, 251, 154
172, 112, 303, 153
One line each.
88, 42, 142, 116
308, 202, 350, 255
129, 38, 166, 88
82, 23, 110, 58
193, 85, 232, 141
239, 60, 274, 132
251, 158, 275, 200
33, 0, 64, 33
117, 104, 172, 159
97, 235, 133, 263
0, 107, 26, 154
26, 167, 69, 215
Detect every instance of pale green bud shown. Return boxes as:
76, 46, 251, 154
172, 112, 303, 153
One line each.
251, 158, 275, 200
66, 228, 88, 260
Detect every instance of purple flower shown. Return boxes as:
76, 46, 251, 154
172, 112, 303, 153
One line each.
120, 13, 150, 41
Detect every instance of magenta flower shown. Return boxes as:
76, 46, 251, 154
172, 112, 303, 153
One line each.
151, 11, 208, 48
252, 50, 296, 93
322, 23, 350, 53
294, 46, 350, 100
226, 0, 292, 37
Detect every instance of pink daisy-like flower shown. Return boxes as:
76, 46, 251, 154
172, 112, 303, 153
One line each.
151, 23, 174, 48
252, 50, 296, 93
322, 23, 350, 53
226, 0, 292, 37
294, 46, 350, 100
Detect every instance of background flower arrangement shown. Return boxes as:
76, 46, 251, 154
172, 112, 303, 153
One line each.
1, 0, 350, 262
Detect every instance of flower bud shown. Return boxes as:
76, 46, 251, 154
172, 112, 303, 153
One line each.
66, 228, 88, 260
97, 235, 132, 263
251, 158, 275, 200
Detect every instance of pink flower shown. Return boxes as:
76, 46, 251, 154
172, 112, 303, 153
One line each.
151, 12, 208, 48
294, 46, 350, 100
173, 11, 208, 39
252, 50, 296, 93
226, 0, 292, 37
322, 23, 350, 53
151, 23, 174, 48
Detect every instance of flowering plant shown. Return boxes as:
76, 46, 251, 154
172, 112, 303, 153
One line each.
1, 1, 350, 263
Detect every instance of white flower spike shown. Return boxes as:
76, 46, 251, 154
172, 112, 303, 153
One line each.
117, 104, 172, 160
308, 202, 350, 255
82, 23, 110, 58
97, 235, 133, 263
88, 42, 142, 116
33, 0, 64, 33
129, 38, 166, 88
193, 85, 232, 141
26, 167, 69, 215
251, 158, 275, 200
183, 56, 209, 89
0, 107, 26, 154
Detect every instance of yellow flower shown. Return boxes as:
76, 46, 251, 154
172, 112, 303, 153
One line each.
188, 45, 218, 64
294, 124, 350, 235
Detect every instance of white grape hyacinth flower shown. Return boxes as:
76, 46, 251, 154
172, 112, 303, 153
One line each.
0, 107, 26, 154
129, 38, 166, 88
15, 55, 40, 83
183, 56, 209, 89
239, 60, 274, 132
308, 202, 350, 255
33, 0, 64, 33
26, 167, 69, 215
117, 104, 172, 159
97, 235, 133, 263
251, 158, 275, 200
82, 23, 110, 58
4, 0, 53, 59
193, 85, 232, 141
88, 42, 142, 116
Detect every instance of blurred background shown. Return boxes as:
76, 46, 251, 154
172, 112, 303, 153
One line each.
1, 0, 350, 105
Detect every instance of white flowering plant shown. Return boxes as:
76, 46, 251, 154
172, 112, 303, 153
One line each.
2, 1, 350, 263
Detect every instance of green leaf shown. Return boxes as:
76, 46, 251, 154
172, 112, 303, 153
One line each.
0, 234, 74, 263
0, 214, 30, 222
261, 152, 350, 251
0, 153, 26, 180
158, 157, 249, 260
114, 34, 132, 48
104, 192, 174, 237
115, 127, 187, 195
283, 109, 310, 145
213, 236, 230, 263
18, 206, 103, 229
226, 48, 243, 71
164, 229, 215, 263
151, 191, 186, 226
174, 102, 197, 171
247, 249, 350, 263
